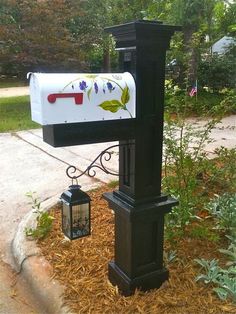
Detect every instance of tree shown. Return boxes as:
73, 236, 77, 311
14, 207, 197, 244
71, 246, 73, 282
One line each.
71, 0, 153, 72
145, 0, 229, 87
215, 1, 236, 36
0, 0, 87, 76
0, 0, 156, 76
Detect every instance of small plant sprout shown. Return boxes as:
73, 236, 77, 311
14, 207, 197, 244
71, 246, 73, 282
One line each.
207, 193, 236, 236
25, 192, 54, 240
25, 191, 41, 210
164, 250, 177, 265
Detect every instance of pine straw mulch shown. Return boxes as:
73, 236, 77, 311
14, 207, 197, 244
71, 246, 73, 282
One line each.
38, 185, 236, 314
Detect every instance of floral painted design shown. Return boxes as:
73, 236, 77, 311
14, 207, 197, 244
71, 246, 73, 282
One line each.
107, 82, 115, 92
94, 82, 98, 94
79, 81, 88, 91
63, 74, 133, 118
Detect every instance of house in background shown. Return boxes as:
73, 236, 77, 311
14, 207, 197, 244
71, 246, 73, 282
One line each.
211, 36, 235, 55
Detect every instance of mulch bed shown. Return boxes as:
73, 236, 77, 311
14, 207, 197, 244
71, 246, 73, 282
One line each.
38, 185, 236, 314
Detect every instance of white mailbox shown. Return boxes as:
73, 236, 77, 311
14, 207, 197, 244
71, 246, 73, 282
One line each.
29, 72, 136, 125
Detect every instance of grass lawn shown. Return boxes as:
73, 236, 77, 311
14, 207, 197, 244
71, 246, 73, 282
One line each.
0, 78, 27, 88
0, 95, 40, 132
165, 91, 231, 116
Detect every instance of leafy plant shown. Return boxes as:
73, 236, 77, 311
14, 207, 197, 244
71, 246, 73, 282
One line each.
219, 89, 236, 114
163, 115, 219, 229
195, 237, 236, 303
189, 224, 219, 242
211, 147, 236, 193
214, 273, 236, 303
195, 258, 221, 284
164, 78, 230, 118
25, 192, 54, 240
165, 227, 184, 245
25, 192, 41, 210
219, 239, 236, 267
107, 180, 119, 189
198, 50, 236, 93
206, 262, 236, 303
207, 193, 236, 236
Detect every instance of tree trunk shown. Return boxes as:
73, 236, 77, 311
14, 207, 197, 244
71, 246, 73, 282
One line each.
183, 27, 198, 88
102, 46, 110, 73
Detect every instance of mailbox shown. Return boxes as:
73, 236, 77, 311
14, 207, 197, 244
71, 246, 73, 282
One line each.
29, 72, 136, 125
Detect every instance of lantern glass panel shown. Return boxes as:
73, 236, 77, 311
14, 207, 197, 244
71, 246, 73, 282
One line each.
72, 203, 90, 239
62, 202, 71, 238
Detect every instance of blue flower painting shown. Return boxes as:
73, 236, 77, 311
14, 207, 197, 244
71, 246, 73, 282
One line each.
107, 82, 115, 92
94, 82, 98, 94
79, 81, 88, 91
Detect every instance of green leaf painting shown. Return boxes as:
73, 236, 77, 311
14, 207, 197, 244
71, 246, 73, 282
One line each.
99, 100, 124, 113
121, 85, 130, 105
87, 86, 92, 100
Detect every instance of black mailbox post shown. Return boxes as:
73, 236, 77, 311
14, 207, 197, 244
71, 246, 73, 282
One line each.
103, 20, 180, 295
41, 20, 181, 296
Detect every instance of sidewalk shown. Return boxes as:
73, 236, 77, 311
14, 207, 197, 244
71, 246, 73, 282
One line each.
0, 86, 29, 98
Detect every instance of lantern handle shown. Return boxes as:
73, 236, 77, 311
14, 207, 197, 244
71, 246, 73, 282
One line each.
71, 177, 79, 186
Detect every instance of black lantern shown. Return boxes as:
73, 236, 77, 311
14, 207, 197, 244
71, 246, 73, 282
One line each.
60, 185, 91, 240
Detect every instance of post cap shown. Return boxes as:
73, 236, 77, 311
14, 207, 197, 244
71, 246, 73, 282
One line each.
105, 20, 182, 49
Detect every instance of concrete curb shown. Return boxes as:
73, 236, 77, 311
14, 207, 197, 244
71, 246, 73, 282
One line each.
12, 196, 71, 314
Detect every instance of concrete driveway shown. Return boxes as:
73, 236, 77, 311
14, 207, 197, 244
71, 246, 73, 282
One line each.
0, 129, 119, 265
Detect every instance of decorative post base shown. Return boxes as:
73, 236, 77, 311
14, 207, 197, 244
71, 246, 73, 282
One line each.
104, 191, 178, 296
108, 261, 169, 296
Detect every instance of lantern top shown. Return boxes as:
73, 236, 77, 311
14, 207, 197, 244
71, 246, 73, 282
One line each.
69, 184, 81, 190
61, 185, 90, 205
105, 20, 182, 49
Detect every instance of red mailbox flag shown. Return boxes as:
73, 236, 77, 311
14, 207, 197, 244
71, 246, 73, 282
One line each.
47, 93, 83, 105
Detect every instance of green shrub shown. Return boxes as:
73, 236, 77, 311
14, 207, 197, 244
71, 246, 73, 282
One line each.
198, 47, 236, 93
212, 147, 236, 193
163, 115, 219, 229
164, 79, 235, 116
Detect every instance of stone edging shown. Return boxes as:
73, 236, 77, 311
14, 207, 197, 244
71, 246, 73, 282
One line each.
12, 196, 72, 314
